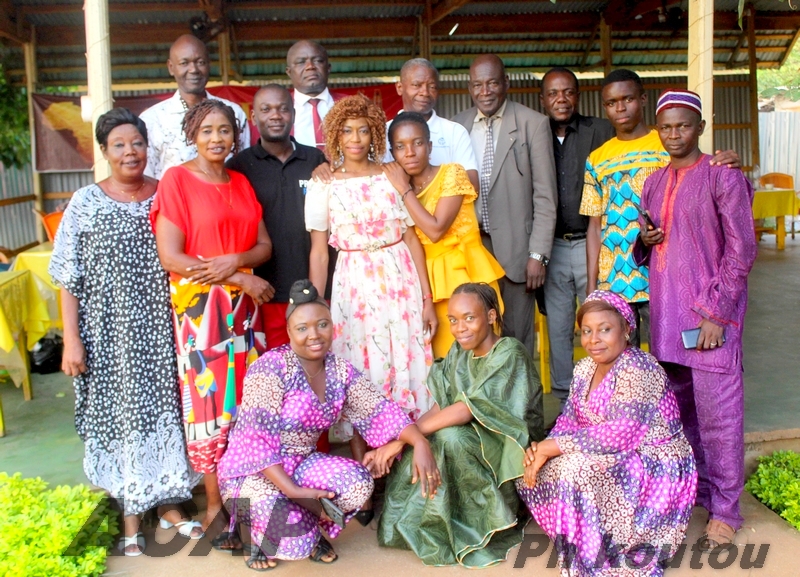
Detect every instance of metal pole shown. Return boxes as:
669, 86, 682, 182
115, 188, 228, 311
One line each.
84, 0, 113, 181
687, 0, 715, 153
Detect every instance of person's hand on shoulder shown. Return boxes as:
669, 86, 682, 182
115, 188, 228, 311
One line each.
381, 162, 412, 196
312, 163, 335, 183
709, 149, 741, 169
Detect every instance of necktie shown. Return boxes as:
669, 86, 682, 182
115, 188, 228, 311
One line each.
309, 98, 325, 151
480, 116, 494, 233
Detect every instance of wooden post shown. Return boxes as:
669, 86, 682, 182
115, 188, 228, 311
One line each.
419, 1, 432, 60
218, 29, 230, 85
23, 27, 44, 242
687, 0, 714, 153
747, 5, 760, 168
83, 0, 113, 182
600, 16, 612, 76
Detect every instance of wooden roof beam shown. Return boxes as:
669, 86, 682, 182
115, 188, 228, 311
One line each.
0, 1, 30, 44
35, 18, 419, 47
430, 0, 471, 26
30, 11, 800, 48
778, 28, 800, 68
19, 1, 422, 17
726, 28, 747, 69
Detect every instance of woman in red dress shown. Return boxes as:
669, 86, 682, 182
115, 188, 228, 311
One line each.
151, 99, 274, 550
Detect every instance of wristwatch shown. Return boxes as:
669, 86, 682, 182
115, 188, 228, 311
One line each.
528, 252, 550, 266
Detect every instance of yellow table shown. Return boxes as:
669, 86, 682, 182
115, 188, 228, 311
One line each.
11, 242, 62, 328
753, 188, 798, 250
0, 270, 51, 436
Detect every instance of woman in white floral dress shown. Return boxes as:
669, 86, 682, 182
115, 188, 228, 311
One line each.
306, 96, 436, 519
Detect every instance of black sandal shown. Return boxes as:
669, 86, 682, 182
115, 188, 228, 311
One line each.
246, 549, 276, 572
212, 529, 253, 555
309, 536, 338, 564
353, 509, 374, 527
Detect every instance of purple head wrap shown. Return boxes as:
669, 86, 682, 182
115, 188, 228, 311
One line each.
585, 290, 637, 331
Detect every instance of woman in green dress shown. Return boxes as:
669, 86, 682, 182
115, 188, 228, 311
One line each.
365, 282, 544, 567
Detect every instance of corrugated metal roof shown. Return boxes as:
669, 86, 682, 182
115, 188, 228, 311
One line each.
454, 1, 608, 16
6, 1, 798, 86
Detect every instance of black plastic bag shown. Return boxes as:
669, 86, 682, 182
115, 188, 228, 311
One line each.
30, 335, 63, 374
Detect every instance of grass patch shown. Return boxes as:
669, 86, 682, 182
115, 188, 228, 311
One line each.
0, 472, 119, 576
746, 450, 800, 531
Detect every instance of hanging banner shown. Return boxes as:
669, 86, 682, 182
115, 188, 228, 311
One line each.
32, 84, 403, 173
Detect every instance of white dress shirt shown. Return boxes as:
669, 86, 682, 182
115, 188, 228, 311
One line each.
292, 87, 335, 148
139, 90, 250, 180
384, 110, 478, 171
469, 99, 507, 163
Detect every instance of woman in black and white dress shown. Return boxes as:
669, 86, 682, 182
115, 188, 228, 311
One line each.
50, 108, 201, 556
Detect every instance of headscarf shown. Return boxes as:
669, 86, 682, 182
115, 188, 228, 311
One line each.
656, 89, 702, 118
585, 290, 637, 330
285, 279, 329, 320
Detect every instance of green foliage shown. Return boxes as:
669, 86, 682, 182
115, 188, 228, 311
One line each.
759, 41, 800, 102
0, 64, 30, 168
0, 473, 119, 577
745, 450, 800, 531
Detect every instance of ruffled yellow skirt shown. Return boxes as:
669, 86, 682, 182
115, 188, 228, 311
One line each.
424, 229, 505, 357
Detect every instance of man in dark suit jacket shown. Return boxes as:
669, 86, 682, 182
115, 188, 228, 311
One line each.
285, 40, 346, 150
452, 55, 557, 355
540, 67, 615, 406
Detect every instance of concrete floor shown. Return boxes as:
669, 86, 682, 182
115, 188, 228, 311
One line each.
1, 234, 799, 575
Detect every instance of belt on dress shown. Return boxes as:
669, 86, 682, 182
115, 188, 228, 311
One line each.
339, 238, 403, 252
560, 232, 587, 241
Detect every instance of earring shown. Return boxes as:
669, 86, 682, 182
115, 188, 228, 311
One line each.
625, 333, 630, 341
368, 142, 375, 162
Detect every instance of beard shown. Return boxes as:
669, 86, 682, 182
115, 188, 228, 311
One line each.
262, 130, 291, 143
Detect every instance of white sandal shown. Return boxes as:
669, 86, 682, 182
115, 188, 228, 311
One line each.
120, 532, 145, 557
159, 517, 205, 540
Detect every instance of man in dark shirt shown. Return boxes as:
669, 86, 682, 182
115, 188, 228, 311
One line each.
227, 84, 333, 349
540, 67, 615, 405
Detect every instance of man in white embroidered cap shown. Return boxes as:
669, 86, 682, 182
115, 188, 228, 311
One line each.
633, 89, 757, 551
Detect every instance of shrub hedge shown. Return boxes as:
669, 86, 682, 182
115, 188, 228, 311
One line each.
0, 473, 118, 577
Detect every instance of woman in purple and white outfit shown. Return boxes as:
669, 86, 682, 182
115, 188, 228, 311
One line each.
517, 290, 697, 577
217, 279, 439, 571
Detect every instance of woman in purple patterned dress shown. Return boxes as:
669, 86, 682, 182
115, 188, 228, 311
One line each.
517, 290, 697, 577
217, 279, 439, 571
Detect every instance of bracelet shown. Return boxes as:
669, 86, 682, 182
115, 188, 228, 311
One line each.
422, 293, 433, 301
402, 187, 413, 201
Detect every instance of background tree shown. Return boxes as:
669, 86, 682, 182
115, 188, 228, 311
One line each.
0, 62, 30, 168
758, 40, 800, 101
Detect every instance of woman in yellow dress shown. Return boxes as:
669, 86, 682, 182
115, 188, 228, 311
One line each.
383, 111, 505, 357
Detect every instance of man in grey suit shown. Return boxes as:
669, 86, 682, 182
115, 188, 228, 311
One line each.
452, 54, 557, 354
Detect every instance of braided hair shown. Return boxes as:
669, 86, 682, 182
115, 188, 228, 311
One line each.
181, 99, 240, 155
451, 282, 503, 334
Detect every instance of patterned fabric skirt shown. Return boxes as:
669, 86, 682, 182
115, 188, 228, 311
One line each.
220, 453, 374, 560
516, 438, 697, 577
379, 425, 525, 568
170, 281, 265, 473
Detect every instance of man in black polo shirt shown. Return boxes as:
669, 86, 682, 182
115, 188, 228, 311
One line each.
540, 68, 615, 406
227, 84, 334, 349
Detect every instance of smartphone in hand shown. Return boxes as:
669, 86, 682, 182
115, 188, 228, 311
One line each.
635, 203, 657, 230
320, 497, 346, 529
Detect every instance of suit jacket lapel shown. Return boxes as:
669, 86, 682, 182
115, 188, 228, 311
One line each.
488, 101, 517, 192
461, 109, 478, 134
